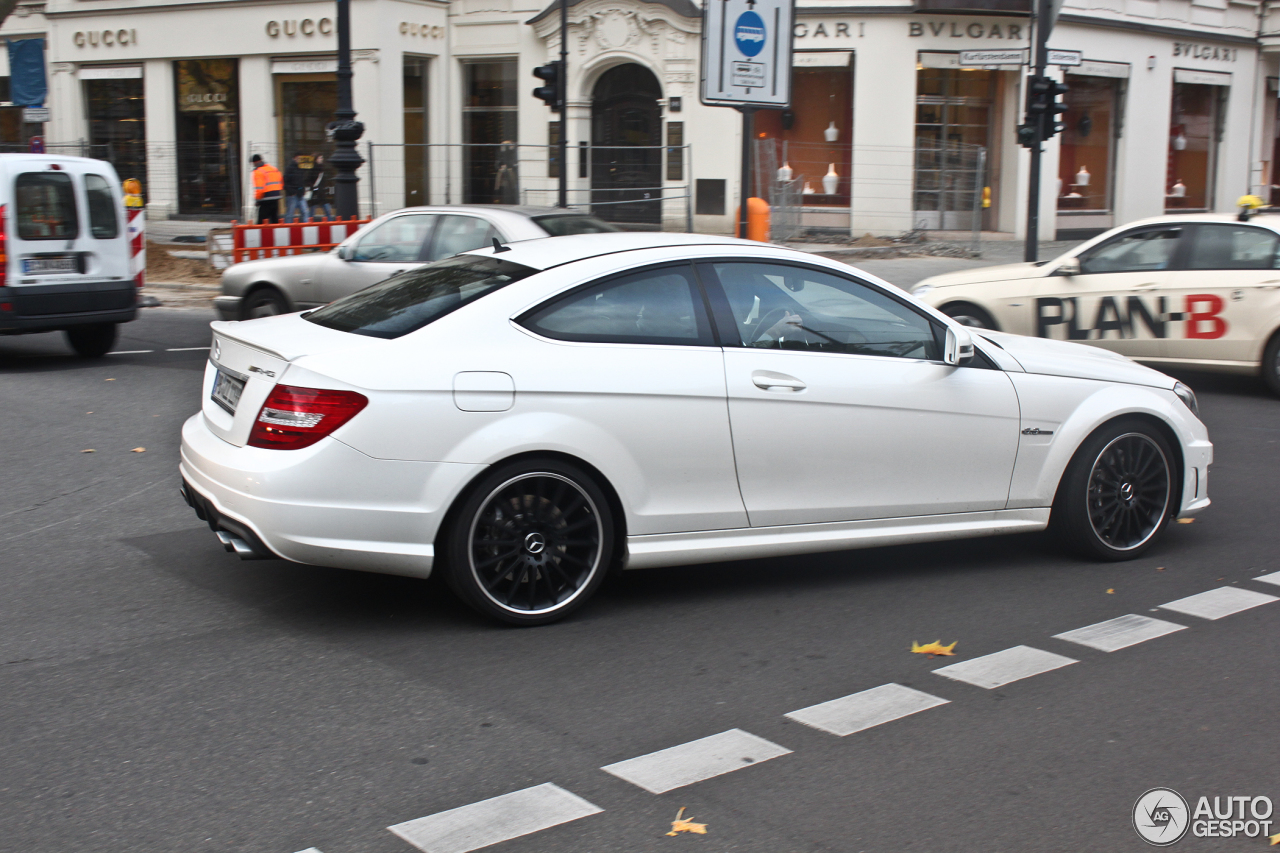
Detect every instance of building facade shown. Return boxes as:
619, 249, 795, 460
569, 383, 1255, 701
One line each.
0, 0, 1273, 236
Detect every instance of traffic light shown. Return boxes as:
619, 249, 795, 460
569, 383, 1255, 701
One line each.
1017, 123, 1039, 149
532, 61, 563, 112
1044, 79, 1069, 139
1025, 75, 1052, 118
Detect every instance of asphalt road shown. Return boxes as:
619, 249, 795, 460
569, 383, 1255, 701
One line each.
1, 298, 1276, 853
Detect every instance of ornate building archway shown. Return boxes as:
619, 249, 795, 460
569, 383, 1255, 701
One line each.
590, 63, 662, 225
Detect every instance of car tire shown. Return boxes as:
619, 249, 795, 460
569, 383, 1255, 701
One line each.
1051, 419, 1176, 561
442, 458, 615, 626
240, 287, 290, 320
940, 302, 998, 330
1262, 330, 1280, 397
64, 323, 118, 358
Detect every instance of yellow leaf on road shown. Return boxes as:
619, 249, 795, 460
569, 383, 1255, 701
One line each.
105, 378, 115, 381
1270, 831, 1280, 845
131, 447, 146, 453
1177, 518, 1195, 524
911, 640, 957, 656
666, 807, 707, 836
81, 449, 95, 453
1106, 589, 1115, 594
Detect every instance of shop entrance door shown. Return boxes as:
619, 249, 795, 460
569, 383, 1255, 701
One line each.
277, 74, 337, 165
175, 59, 241, 217
591, 64, 662, 226
914, 66, 995, 231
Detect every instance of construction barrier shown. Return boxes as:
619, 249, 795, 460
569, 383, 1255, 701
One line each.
124, 179, 146, 288
232, 217, 371, 264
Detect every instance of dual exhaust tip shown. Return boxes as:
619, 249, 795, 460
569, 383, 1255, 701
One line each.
215, 530, 271, 560
181, 480, 278, 561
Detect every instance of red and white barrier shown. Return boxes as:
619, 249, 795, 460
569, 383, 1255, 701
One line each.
232, 217, 370, 264
127, 208, 145, 288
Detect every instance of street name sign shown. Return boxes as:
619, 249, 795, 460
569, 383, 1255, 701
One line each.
959, 48, 1028, 66
22, 107, 50, 123
700, 0, 795, 107
1047, 49, 1083, 66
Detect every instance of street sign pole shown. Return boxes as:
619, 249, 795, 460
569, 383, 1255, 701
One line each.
1025, 0, 1052, 262
738, 106, 755, 237
558, 0, 568, 208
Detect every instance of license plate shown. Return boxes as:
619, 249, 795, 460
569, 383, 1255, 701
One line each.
22, 256, 79, 274
211, 369, 246, 414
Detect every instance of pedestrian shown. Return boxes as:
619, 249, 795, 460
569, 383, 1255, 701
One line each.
283, 153, 313, 222
250, 154, 283, 224
308, 153, 336, 220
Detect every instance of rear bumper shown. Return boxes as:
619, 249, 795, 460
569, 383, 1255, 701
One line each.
0, 280, 137, 333
179, 412, 484, 578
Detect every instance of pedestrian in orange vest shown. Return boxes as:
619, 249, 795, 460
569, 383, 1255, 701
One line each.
251, 154, 284, 223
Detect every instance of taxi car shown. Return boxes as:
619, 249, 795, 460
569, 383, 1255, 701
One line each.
911, 214, 1280, 395
181, 232, 1211, 625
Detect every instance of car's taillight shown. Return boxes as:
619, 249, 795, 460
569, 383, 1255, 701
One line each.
247, 384, 368, 450
0, 204, 8, 283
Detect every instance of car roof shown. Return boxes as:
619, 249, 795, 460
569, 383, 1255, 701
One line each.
459, 231, 798, 271
386, 204, 605, 218
1109, 212, 1280, 232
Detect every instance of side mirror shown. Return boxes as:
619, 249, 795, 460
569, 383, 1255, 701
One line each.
336, 244, 353, 260
944, 323, 974, 366
1055, 256, 1081, 277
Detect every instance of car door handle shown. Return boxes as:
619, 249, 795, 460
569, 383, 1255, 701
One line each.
752, 370, 806, 392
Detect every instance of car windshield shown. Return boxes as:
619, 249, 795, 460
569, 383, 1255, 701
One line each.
531, 214, 621, 236
305, 256, 536, 339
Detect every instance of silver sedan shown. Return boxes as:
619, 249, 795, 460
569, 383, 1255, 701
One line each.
214, 205, 618, 321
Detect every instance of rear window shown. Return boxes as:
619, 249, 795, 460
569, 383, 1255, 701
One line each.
532, 214, 621, 236
85, 174, 119, 239
16, 172, 78, 240
305, 255, 536, 339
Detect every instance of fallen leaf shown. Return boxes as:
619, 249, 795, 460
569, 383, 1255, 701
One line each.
911, 640, 957, 656
105, 378, 115, 381
130, 447, 146, 453
86, 411, 93, 414
666, 807, 707, 837
1157, 567, 1165, 571
1177, 518, 1195, 524
1106, 589, 1115, 594
81, 449, 95, 453
1269, 830, 1280, 845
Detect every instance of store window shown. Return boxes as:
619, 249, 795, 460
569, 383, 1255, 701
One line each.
462, 60, 517, 204
914, 65, 996, 230
404, 57, 429, 206
277, 73, 336, 169
1057, 75, 1118, 212
174, 59, 240, 216
0, 77, 40, 151
84, 72, 147, 195
1167, 81, 1222, 211
755, 55, 853, 206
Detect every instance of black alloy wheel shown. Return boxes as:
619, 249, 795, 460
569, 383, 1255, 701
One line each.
444, 459, 614, 626
64, 323, 118, 358
241, 287, 289, 320
1053, 420, 1175, 560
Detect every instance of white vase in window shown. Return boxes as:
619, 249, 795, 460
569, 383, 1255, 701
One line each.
1075, 165, 1090, 186
822, 164, 839, 195
777, 162, 794, 182
1171, 179, 1187, 198
802, 181, 816, 194
1173, 132, 1187, 151
824, 121, 839, 142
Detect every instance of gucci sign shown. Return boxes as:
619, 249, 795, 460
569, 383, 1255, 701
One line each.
266, 19, 334, 37
399, 22, 444, 38
73, 29, 137, 47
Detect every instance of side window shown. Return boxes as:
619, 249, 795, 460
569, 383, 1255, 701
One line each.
352, 214, 435, 262
1079, 227, 1182, 274
520, 264, 714, 346
85, 175, 119, 239
1185, 224, 1280, 270
15, 172, 78, 240
704, 261, 942, 361
428, 215, 496, 261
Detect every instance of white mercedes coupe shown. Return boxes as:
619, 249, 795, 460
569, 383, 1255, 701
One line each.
180, 232, 1212, 625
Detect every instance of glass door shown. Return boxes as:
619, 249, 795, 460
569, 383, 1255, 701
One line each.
914, 66, 994, 231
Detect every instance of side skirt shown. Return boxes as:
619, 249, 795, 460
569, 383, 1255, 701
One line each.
624, 508, 1052, 570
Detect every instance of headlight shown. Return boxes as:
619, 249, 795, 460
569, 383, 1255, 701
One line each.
912, 284, 935, 297
1173, 382, 1199, 417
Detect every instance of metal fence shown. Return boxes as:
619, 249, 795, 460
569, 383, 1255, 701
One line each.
752, 138, 986, 249
365, 142, 693, 231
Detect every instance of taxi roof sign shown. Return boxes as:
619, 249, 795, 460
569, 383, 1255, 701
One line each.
700, 0, 795, 108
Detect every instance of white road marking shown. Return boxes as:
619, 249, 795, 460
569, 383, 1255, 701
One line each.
1255, 571, 1280, 587
601, 728, 791, 794
166, 346, 211, 351
1053, 614, 1186, 652
785, 683, 949, 737
294, 848, 323, 853
1159, 586, 1278, 620
107, 350, 153, 355
932, 645, 1077, 690
388, 783, 601, 853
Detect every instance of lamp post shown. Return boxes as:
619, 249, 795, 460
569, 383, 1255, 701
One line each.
329, 0, 364, 218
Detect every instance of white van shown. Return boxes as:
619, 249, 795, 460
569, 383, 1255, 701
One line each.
0, 154, 135, 357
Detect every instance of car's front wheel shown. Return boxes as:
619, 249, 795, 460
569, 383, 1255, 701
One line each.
1052, 419, 1176, 561
443, 458, 615, 626
940, 302, 997, 330
240, 287, 290, 320
1262, 330, 1280, 397
64, 323, 118, 358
